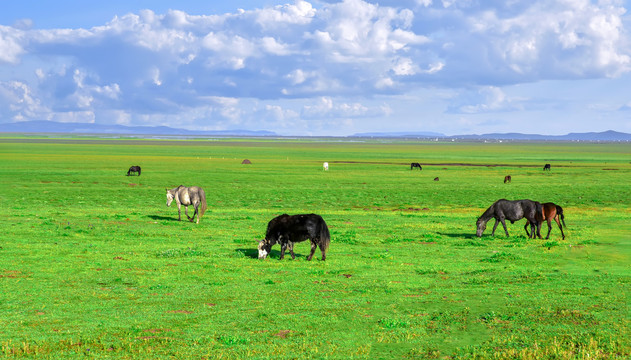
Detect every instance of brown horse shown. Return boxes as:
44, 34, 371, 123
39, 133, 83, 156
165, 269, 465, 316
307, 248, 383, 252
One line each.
525, 202, 565, 239
504, 175, 511, 183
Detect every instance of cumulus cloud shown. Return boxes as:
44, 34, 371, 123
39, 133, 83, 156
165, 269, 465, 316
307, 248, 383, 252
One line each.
447, 86, 525, 114
302, 96, 392, 119
0, 0, 629, 134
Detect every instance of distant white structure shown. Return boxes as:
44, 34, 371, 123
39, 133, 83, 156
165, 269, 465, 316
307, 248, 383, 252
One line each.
323, 162, 329, 171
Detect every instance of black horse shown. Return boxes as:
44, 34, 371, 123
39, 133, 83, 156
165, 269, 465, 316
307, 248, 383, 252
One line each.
410, 163, 422, 170
258, 214, 330, 261
543, 163, 551, 171
127, 165, 141, 176
476, 199, 542, 238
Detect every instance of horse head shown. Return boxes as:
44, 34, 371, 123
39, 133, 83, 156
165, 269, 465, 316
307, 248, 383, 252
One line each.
475, 218, 486, 237
166, 189, 175, 207
258, 239, 273, 259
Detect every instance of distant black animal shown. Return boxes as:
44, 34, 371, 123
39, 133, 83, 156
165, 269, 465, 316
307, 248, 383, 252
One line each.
258, 214, 330, 261
476, 199, 542, 238
543, 163, 551, 171
525, 202, 566, 239
433, 177, 439, 181
504, 175, 511, 183
127, 165, 141, 176
410, 163, 422, 170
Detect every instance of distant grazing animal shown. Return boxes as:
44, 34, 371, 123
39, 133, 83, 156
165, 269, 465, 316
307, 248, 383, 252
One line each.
258, 214, 330, 261
543, 163, 551, 171
410, 162, 422, 170
166, 185, 207, 224
323, 162, 329, 171
127, 166, 141, 176
525, 202, 566, 239
476, 199, 542, 238
434, 177, 439, 181
504, 175, 512, 183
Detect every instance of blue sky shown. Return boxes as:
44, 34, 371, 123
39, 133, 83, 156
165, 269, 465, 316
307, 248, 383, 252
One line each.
1, 0, 630, 136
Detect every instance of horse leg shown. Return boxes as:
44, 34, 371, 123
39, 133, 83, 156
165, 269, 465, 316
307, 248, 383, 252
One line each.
288, 242, 296, 260
319, 242, 327, 261
500, 218, 509, 237
307, 241, 317, 261
555, 216, 565, 239
491, 219, 500, 236
177, 204, 182, 221
524, 221, 531, 237
545, 219, 552, 239
190, 203, 199, 223
184, 205, 192, 221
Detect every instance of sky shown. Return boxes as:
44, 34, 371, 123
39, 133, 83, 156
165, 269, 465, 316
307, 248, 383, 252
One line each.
1, 0, 630, 136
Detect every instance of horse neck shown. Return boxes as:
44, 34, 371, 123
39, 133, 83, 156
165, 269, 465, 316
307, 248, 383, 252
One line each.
478, 206, 496, 223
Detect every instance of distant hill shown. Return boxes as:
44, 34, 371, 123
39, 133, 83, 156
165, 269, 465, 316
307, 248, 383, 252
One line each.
353, 130, 631, 141
450, 130, 631, 141
0, 120, 276, 137
1, 121, 630, 141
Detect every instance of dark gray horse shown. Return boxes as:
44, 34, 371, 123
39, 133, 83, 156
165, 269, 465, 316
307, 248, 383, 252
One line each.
258, 214, 330, 261
476, 199, 542, 238
127, 165, 141, 176
166, 185, 207, 224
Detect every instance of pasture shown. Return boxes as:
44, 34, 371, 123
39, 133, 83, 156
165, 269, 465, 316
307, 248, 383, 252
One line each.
0, 137, 629, 359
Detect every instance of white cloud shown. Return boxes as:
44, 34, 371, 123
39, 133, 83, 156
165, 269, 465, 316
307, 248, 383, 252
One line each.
0, 25, 26, 64
0, 0, 630, 135
449, 86, 525, 114
302, 96, 391, 119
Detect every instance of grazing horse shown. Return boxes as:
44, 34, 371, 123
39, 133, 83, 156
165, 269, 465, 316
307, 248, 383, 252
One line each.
543, 163, 551, 171
258, 214, 330, 261
525, 202, 566, 239
504, 175, 511, 183
410, 162, 422, 170
323, 162, 329, 171
166, 185, 207, 224
127, 165, 141, 176
476, 199, 542, 238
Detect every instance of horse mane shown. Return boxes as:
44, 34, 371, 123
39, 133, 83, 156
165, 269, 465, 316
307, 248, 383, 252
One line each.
478, 200, 500, 223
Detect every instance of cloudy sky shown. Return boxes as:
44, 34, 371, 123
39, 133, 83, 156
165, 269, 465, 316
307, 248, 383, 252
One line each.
1, 0, 630, 136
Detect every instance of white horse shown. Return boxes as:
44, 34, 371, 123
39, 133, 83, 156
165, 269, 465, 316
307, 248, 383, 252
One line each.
323, 162, 329, 171
166, 185, 207, 224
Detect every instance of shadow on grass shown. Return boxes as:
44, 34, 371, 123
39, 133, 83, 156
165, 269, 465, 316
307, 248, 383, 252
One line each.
235, 248, 308, 260
148, 215, 178, 222
438, 232, 477, 239
236, 248, 259, 259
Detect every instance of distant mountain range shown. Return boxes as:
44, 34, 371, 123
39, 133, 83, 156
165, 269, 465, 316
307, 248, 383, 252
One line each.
0, 120, 275, 137
353, 130, 631, 141
1, 120, 630, 141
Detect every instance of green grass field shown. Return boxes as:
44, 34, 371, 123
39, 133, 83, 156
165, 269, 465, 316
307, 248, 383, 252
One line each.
1, 137, 629, 359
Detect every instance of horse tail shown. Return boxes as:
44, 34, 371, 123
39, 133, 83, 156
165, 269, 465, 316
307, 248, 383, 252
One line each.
318, 217, 330, 251
199, 189, 207, 219
556, 205, 566, 227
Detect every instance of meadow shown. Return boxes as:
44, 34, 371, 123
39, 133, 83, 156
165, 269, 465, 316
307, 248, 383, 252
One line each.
0, 136, 629, 359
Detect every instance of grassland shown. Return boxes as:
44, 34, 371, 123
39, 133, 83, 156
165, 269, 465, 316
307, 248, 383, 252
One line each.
0, 137, 629, 359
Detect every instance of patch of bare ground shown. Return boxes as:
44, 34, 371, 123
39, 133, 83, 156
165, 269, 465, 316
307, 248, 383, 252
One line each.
274, 330, 292, 338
